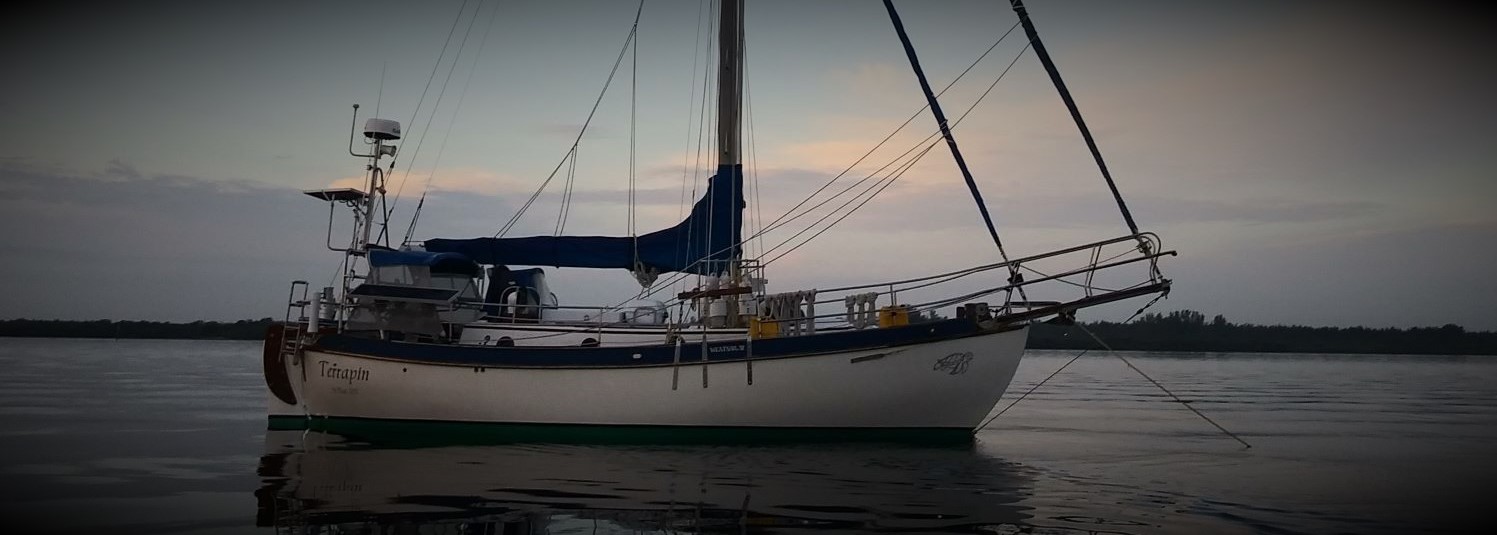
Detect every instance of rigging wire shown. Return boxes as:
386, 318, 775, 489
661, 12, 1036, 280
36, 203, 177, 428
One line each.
973, 332, 1090, 434
744, 45, 764, 261
1010, 0, 1140, 236
753, 21, 1022, 240
553, 146, 578, 235
493, 0, 647, 238
379, 0, 474, 244
629, 10, 640, 263
884, 0, 1008, 262
678, 0, 717, 294
617, 134, 944, 309
627, 148, 944, 307
1014, 241, 1141, 294
761, 128, 942, 257
763, 139, 938, 265
610, 132, 930, 310
1077, 322, 1252, 449
375, 62, 386, 121
706, 0, 743, 278
701, 0, 731, 279
404, 0, 501, 244
550, 33, 1131, 320
723, 30, 1025, 267
671, 0, 709, 290
677, 0, 707, 224
760, 42, 1034, 267
971, 290, 1170, 435
463, 13, 1032, 315
612, 36, 1032, 296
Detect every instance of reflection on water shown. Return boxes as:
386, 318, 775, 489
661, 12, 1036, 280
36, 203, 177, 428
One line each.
255, 430, 1035, 534
4, 339, 1495, 533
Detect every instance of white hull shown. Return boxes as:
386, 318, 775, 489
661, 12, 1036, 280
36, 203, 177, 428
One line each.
272, 326, 1026, 429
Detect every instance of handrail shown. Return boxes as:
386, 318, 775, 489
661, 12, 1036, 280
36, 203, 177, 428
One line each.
897, 248, 1170, 309
433, 234, 1164, 318
801, 232, 1160, 307
816, 232, 1160, 293
751, 249, 1174, 326
643, 232, 1161, 312
351, 233, 1170, 335
454, 302, 656, 313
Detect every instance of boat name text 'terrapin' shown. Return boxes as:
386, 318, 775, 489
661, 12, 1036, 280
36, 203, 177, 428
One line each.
319, 360, 371, 384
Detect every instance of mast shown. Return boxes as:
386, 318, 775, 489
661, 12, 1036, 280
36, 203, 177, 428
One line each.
716, 0, 743, 168
351, 111, 397, 255
716, 0, 745, 325
338, 107, 400, 325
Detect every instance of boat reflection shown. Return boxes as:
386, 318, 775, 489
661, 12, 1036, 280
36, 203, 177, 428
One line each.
256, 428, 1036, 533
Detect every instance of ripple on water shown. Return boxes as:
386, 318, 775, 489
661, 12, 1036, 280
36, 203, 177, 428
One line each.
0, 341, 1493, 533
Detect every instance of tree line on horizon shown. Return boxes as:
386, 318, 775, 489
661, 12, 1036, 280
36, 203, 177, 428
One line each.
1, 311, 1493, 355
0, 318, 277, 340
1027, 310, 1497, 355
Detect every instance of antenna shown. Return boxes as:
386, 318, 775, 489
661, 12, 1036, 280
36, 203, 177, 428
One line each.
375, 62, 386, 119
348, 104, 370, 158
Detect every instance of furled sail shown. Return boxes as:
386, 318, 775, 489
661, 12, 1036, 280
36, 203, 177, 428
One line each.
425, 165, 743, 277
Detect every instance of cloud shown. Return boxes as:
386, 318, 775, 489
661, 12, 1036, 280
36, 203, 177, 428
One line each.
326, 167, 531, 197
533, 123, 615, 141
0, 161, 322, 321
3, 157, 1491, 330
0, 160, 540, 321
732, 160, 1384, 243
102, 159, 143, 180
1163, 220, 1497, 330
825, 61, 920, 108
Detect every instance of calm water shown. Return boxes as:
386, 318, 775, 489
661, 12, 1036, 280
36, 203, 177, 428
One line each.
0, 338, 1493, 534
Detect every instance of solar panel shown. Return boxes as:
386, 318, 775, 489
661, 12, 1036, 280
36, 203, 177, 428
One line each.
348, 284, 460, 305
302, 188, 369, 203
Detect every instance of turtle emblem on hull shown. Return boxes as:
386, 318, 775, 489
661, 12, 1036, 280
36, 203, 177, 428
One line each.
933, 352, 973, 375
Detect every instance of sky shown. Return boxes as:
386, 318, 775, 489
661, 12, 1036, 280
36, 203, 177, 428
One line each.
2, 0, 1494, 330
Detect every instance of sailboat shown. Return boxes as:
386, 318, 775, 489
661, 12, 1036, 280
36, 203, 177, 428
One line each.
263, 0, 1173, 438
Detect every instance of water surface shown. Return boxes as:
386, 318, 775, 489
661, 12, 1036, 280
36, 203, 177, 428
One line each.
0, 338, 1493, 533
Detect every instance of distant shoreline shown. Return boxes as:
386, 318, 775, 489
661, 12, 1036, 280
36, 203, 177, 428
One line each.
1024, 310, 1496, 356
0, 318, 278, 342
2, 312, 1493, 356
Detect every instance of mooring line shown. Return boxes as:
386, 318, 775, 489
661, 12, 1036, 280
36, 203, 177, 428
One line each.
1077, 323, 1253, 449
972, 335, 1089, 434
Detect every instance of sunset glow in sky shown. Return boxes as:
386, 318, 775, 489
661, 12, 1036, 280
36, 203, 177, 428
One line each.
3, 0, 1494, 329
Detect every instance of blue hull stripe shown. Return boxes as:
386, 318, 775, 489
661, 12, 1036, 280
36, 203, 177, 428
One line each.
311, 318, 1014, 369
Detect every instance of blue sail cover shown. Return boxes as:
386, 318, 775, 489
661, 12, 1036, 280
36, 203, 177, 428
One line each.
367, 248, 481, 276
425, 165, 743, 275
